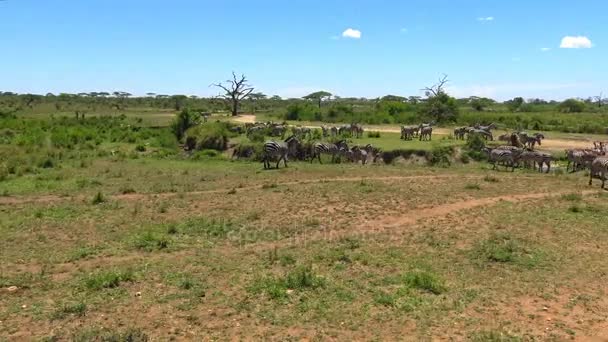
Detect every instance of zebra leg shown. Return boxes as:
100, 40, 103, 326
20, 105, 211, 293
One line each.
589, 170, 593, 186
546, 161, 551, 173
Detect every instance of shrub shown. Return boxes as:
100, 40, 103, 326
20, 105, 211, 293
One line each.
135, 144, 146, 152
91, 192, 106, 205
171, 109, 199, 141
184, 122, 230, 151
403, 270, 446, 294
559, 99, 586, 113
83, 269, 134, 290
52, 302, 87, 320
367, 131, 381, 138
428, 145, 454, 167
132, 231, 169, 251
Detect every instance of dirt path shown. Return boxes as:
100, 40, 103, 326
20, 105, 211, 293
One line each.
232, 114, 256, 124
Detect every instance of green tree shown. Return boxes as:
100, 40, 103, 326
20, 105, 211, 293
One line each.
303, 91, 332, 109
420, 75, 459, 123
559, 98, 586, 113
506, 97, 525, 112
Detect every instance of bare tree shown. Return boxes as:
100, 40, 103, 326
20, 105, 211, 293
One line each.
213, 72, 255, 116
422, 74, 449, 97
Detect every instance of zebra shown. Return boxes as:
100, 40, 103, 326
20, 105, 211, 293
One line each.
262, 136, 300, 169
520, 150, 553, 173
310, 140, 348, 164
468, 129, 493, 141
321, 125, 329, 137
521, 135, 541, 150
566, 149, 599, 172
330, 126, 338, 137
401, 126, 417, 140
474, 123, 497, 132
589, 157, 608, 189
453, 127, 468, 140
419, 126, 433, 141
350, 146, 368, 165
533, 133, 545, 146
338, 125, 352, 136
484, 148, 522, 172
353, 124, 364, 138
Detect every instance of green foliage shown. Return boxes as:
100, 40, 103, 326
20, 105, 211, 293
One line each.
506, 97, 525, 112
171, 109, 199, 141
420, 92, 459, 123
284, 103, 318, 121
472, 233, 546, 268
184, 122, 231, 151
132, 231, 169, 251
51, 302, 87, 320
72, 327, 149, 342
83, 269, 134, 290
403, 270, 446, 294
428, 145, 454, 167
367, 131, 381, 138
559, 98, 586, 113
249, 265, 325, 300
91, 191, 106, 205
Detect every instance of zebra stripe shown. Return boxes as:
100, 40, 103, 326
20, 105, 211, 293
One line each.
589, 157, 608, 189
311, 140, 348, 164
263, 136, 299, 169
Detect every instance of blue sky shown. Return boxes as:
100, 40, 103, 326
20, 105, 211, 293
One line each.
0, 0, 605, 100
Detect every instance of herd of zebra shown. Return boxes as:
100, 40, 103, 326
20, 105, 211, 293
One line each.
262, 136, 381, 169
244, 122, 365, 139
250, 120, 608, 189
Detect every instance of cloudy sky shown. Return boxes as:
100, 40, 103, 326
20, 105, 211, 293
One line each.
0, 0, 604, 100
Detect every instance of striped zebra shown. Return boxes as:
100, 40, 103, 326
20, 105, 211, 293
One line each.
321, 125, 329, 137
401, 126, 417, 140
453, 127, 468, 140
520, 150, 553, 173
484, 148, 522, 172
522, 135, 541, 150
419, 126, 433, 141
262, 136, 300, 169
468, 129, 493, 141
566, 149, 600, 172
310, 140, 348, 164
589, 157, 608, 189
330, 126, 338, 137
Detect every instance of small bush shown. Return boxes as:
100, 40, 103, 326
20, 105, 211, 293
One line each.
465, 183, 481, 190
91, 192, 106, 205
119, 186, 136, 194
84, 269, 134, 290
483, 175, 500, 183
134, 144, 146, 152
403, 270, 446, 294
428, 145, 454, 167
132, 231, 169, 251
52, 302, 87, 320
561, 193, 582, 202
367, 131, 381, 138
184, 122, 230, 151
568, 205, 583, 213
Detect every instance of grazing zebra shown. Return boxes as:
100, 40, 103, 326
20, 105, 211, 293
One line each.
475, 123, 497, 132
484, 148, 522, 172
468, 129, 493, 141
330, 126, 338, 137
351, 124, 364, 138
521, 135, 541, 150
533, 133, 545, 146
262, 136, 300, 169
311, 140, 348, 164
401, 126, 417, 140
520, 150, 553, 173
270, 125, 286, 137
419, 126, 433, 141
350, 146, 368, 165
566, 149, 600, 172
453, 127, 468, 140
321, 125, 329, 137
589, 156, 608, 189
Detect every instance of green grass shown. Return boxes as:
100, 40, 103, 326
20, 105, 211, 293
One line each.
83, 269, 135, 290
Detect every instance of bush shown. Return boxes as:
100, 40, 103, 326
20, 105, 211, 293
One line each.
428, 145, 454, 167
135, 144, 146, 152
367, 131, 381, 138
184, 122, 230, 151
91, 192, 106, 205
403, 270, 446, 294
171, 109, 199, 141
559, 99, 586, 113
84, 269, 134, 290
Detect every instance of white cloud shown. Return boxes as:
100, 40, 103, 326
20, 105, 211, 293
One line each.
541, 47, 551, 52
342, 28, 362, 39
477, 16, 494, 22
560, 36, 593, 48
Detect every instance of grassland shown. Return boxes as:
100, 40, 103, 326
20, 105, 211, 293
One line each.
2, 114, 608, 340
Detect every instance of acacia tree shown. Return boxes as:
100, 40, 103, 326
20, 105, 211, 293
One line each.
303, 91, 332, 109
420, 75, 459, 123
213, 72, 254, 116
248, 92, 267, 113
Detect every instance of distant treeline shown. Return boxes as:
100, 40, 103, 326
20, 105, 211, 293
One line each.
2, 91, 607, 133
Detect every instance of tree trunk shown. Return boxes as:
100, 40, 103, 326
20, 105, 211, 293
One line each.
232, 98, 238, 116
318, 98, 322, 109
